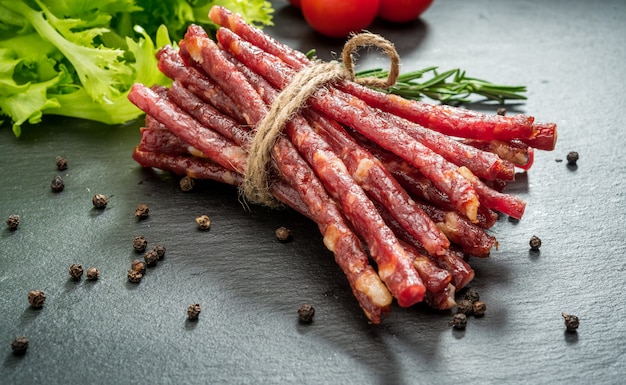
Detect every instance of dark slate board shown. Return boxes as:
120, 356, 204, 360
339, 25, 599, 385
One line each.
1, 1, 625, 384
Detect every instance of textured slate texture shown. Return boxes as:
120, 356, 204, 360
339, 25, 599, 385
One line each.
1, 1, 625, 384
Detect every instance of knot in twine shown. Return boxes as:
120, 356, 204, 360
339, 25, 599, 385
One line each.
241, 32, 400, 207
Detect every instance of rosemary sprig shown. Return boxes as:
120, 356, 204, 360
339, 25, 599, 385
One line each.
355, 67, 527, 104
304, 49, 526, 104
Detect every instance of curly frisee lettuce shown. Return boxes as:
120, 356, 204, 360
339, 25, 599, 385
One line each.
0, 0, 274, 137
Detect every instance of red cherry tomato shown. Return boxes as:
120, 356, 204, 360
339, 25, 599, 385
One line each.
300, 0, 380, 38
378, 0, 434, 23
289, 0, 301, 8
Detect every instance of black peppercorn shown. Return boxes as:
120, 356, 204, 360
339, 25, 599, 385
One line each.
27, 290, 46, 308
450, 313, 467, 330
275, 226, 292, 242
562, 312, 579, 332
566, 151, 579, 166
132, 236, 148, 252
51, 175, 65, 192
473, 301, 487, 317
131, 259, 146, 274
152, 244, 166, 260
6, 214, 20, 231
86, 267, 100, 280
464, 288, 480, 303
92, 194, 108, 209
69, 263, 83, 280
456, 299, 474, 315
187, 303, 202, 320
135, 204, 149, 219
11, 336, 29, 355
180, 176, 195, 192
127, 269, 143, 283
144, 249, 158, 266
529, 235, 542, 251
195, 215, 211, 230
496, 107, 507, 116
297, 304, 315, 323
55, 156, 68, 171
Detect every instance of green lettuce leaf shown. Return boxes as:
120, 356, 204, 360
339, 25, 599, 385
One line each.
0, 0, 274, 137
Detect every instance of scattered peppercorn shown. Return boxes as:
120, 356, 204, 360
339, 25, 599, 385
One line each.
187, 303, 202, 321
562, 312, 579, 332
464, 288, 480, 303
297, 304, 315, 324
195, 215, 211, 230
456, 299, 474, 315
6, 214, 20, 231
86, 267, 100, 281
69, 263, 83, 280
529, 235, 542, 251
143, 249, 159, 266
450, 313, 467, 330
27, 290, 46, 308
473, 301, 487, 317
135, 204, 149, 219
180, 176, 195, 192
127, 269, 143, 283
275, 226, 292, 242
51, 175, 65, 192
92, 194, 108, 209
132, 236, 148, 252
566, 151, 579, 166
55, 156, 68, 171
152, 244, 166, 260
131, 259, 146, 274
11, 336, 29, 355
496, 107, 507, 116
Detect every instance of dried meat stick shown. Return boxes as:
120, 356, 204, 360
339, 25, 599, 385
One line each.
461, 139, 534, 170
424, 284, 457, 310
417, 203, 497, 257
183, 25, 267, 125
133, 147, 244, 186
438, 249, 475, 290
139, 126, 198, 157
215, 28, 480, 223
209, 6, 310, 68
399, 240, 451, 293
183, 25, 426, 307
209, 5, 548, 146
128, 83, 248, 174
339, 81, 538, 143
156, 45, 244, 122
520, 122, 558, 151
